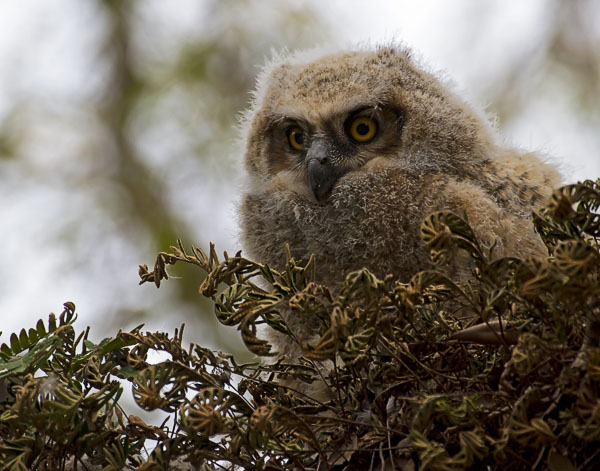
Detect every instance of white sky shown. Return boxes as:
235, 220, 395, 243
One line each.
0, 0, 599, 344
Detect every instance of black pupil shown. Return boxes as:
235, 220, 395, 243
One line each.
294, 132, 304, 145
356, 123, 370, 135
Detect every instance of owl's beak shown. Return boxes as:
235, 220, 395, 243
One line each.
307, 141, 343, 203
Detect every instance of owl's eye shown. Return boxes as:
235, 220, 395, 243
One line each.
348, 116, 377, 143
287, 127, 305, 151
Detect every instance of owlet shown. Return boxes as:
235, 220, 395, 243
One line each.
239, 44, 560, 356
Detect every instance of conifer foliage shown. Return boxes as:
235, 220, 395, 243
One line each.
1, 180, 599, 470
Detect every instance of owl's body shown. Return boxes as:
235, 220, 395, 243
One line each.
239, 45, 560, 358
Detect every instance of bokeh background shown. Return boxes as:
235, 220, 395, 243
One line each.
1, 0, 599, 360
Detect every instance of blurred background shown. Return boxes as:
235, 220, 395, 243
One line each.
1, 0, 599, 360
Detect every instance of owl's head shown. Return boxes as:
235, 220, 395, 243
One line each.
243, 45, 496, 203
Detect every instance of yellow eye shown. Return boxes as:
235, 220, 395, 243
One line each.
349, 116, 377, 143
287, 127, 305, 151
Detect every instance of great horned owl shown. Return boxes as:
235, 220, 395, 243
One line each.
239, 45, 560, 357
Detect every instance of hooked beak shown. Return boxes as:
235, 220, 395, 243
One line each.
306, 140, 344, 203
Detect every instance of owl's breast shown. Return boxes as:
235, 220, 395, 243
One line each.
241, 168, 440, 288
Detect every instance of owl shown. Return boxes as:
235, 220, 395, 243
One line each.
239, 44, 560, 358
